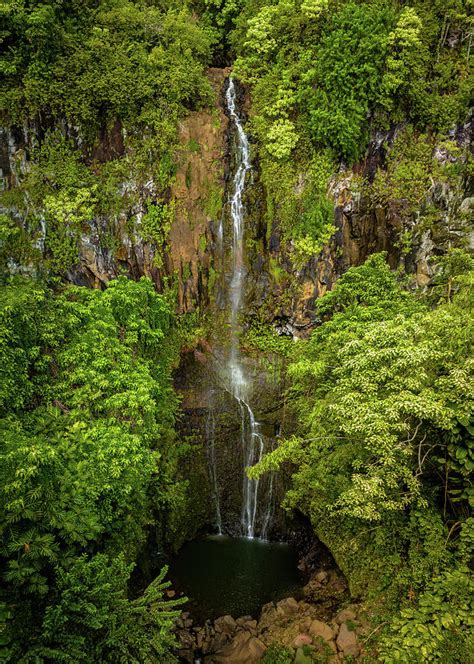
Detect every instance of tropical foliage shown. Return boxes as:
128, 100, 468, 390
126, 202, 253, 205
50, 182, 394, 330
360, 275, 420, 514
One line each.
0, 276, 184, 661
0, 1, 472, 661
251, 252, 473, 660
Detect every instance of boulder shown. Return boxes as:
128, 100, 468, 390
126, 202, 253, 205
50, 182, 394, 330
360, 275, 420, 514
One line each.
214, 614, 237, 635
196, 629, 205, 650
243, 619, 258, 634
276, 597, 299, 616
336, 623, 360, 658
335, 607, 357, 624
260, 601, 274, 616
213, 631, 266, 663
298, 617, 312, 632
309, 619, 335, 643
208, 631, 229, 653
177, 629, 195, 650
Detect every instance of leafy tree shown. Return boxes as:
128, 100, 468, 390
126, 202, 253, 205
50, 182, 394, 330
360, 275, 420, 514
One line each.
1, 0, 213, 131
0, 276, 183, 660
250, 254, 473, 658
379, 7, 429, 123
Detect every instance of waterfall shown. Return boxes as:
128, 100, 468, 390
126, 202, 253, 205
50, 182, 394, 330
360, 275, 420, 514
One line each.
206, 397, 222, 535
260, 471, 274, 541
225, 78, 266, 539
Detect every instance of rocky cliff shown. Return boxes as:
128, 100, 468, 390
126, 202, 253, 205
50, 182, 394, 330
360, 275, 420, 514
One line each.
1, 70, 472, 543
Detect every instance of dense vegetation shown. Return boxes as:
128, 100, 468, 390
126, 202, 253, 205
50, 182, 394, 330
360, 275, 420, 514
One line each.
1, 2, 209, 659
0, 276, 189, 660
1, 0, 471, 273
1, 0, 213, 276
228, 0, 472, 265
232, 0, 471, 158
0, 0, 472, 662
252, 251, 473, 661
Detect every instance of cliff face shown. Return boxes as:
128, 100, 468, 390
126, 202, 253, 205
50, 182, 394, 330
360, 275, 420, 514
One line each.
0, 69, 229, 310
237, 120, 473, 337
166, 68, 229, 312
1, 71, 472, 542
2, 73, 471, 326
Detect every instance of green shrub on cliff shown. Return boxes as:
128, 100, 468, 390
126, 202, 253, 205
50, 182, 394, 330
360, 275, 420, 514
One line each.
302, 1, 394, 161
1, 1, 214, 277
227, 0, 472, 269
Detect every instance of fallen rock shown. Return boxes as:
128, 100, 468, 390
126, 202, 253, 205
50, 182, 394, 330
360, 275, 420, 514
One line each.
208, 631, 229, 653
276, 597, 299, 616
244, 619, 258, 631
309, 619, 335, 642
298, 617, 312, 632
213, 631, 266, 663
315, 570, 328, 584
196, 629, 205, 650
177, 629, 195, 650
336, 622, 360, 658
335, 607, 357, 624
214, 614, 237, 635
293, 633, 313, 647
303, 569, 348, 605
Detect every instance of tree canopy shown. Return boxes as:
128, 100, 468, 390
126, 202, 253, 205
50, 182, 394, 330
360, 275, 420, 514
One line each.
0, 276, 185, 661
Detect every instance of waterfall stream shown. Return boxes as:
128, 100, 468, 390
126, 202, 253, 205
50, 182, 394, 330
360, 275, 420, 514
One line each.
205, 398, 222, 535
225, 78, 267, 539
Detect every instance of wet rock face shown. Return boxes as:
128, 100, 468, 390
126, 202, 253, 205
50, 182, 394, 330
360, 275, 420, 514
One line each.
168, 68, 229, 312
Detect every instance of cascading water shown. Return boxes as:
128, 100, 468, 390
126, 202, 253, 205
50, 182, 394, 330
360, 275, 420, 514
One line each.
206, 396, 222, 535
225, 78, 266, 539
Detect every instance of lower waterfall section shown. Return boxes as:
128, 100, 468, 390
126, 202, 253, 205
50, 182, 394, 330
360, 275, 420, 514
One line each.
239, 400, 264, 538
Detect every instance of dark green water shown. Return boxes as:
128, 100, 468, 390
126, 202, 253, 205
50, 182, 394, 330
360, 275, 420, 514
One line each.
170, 536, 302, 621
